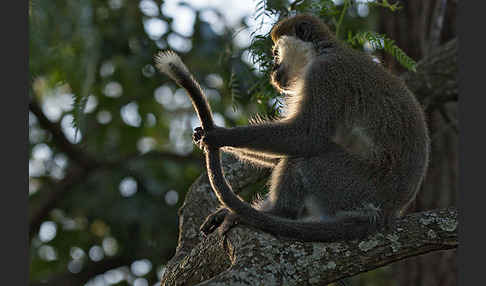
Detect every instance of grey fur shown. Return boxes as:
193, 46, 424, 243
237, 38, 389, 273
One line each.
156, 14, 430, 242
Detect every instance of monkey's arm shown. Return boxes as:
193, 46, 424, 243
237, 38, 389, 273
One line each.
198, 59, 339, 157
193, 127, 280, 167
197, 122, 333, 157
223, 147, 280, 168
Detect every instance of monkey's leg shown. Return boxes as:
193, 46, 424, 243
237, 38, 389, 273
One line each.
298, 148, 385, 227
254, 157, 308, 219
202, 158, 306, 236
199, 150, 279, 236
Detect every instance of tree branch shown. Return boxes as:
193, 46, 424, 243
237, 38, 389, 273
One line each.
28, 150, 197, 240
29, 98, 100, 169
160, 39, 459, 285
29, 166, 89, 239
164, 208, 457, 286
117, 150, 200, 165
30, 256, 131, 286
402, 38, 457, 109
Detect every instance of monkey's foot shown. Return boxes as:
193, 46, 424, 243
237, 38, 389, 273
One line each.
200, 208, 240, 237
218, 212, 240, 236
200, 208, 230, 236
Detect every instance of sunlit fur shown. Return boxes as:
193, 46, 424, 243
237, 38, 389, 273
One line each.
154, 50, 188, 81
271, 36, 316, 92
270, 36, 317, 120
156, 14, 430, 243
207, 14, 428, 237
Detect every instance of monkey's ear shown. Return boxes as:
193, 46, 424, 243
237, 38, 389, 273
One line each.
295, 21, 313, 42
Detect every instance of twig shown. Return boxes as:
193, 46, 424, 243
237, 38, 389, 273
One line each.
335, 0, 350, 38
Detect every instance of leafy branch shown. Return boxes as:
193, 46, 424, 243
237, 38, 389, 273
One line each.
348, 31, 417, 71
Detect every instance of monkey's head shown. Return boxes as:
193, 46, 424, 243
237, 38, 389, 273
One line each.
269, 14, 335, 93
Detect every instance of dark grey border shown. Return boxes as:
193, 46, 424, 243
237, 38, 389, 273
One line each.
3, 1, 29, 285
457, 1, 483, 286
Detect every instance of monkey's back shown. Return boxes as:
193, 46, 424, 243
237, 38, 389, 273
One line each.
327, 46, 430, 215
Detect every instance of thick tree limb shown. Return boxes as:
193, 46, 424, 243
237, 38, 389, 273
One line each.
402, 38, 457, 110
161, 39, 459, 285
164, 208, 457, 286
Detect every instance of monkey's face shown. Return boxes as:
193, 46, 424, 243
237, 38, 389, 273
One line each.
270, 36, 315, 93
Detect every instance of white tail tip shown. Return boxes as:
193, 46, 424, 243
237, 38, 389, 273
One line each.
154, 50, 189, 78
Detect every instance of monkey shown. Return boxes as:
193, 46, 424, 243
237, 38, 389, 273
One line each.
154, 14, 430, 242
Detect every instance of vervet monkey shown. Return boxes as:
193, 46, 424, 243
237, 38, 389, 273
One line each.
155, 14, 429, 242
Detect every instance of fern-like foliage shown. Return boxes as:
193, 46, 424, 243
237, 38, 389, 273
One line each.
347, 31, 417, 72
367, 0, 402, 12
71, 90, 89, 141
228, 70, 242, 112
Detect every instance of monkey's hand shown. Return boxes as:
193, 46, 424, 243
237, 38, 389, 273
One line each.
192, 127, 206, 150
192, 126, 225, 150
200, 208, 240, 236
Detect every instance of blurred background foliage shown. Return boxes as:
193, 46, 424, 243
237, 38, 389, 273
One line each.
29, 1, 275, 285
29, 0, 457, 286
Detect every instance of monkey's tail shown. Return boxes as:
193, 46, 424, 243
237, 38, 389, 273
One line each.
155, 51, 379, 242
154, 50, 214, 131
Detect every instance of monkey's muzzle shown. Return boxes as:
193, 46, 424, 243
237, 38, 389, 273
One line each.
270, 64, 289, 91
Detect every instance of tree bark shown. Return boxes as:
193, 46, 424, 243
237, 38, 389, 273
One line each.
160, 39, 458, 286
164, 208, 456, 286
